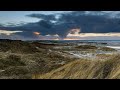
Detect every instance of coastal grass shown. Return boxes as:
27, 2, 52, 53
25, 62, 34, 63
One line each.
33, 54, 120, 79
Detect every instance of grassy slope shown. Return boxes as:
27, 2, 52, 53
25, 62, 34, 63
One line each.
0, 40, 75, 79
0, 50, 73, 79
0, 41, 39, 54
0, 40, 119, 79
33, 54, 120, 79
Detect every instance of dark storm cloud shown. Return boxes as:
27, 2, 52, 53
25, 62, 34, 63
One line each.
0, 11, 120, 39
26, 14, 56, 20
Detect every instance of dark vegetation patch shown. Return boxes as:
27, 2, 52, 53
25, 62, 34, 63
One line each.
0, 40, 39, 54
0, 55, 25, 69
0, 66, 29, 76
99, 47, 116, 51
76, 45, 98, 49
75, 45, 116, 52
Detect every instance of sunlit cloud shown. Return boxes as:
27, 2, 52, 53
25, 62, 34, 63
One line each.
33, 32, 40, 35
65, 33, 120, 40
67, 33, 120, 37
0, 30, 23, 35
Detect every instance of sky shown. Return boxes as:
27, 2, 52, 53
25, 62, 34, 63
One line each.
0, 11, 70, 24
0, 11, 120, 40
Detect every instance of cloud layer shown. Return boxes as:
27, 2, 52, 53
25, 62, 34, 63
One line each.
0, 11, 120, 40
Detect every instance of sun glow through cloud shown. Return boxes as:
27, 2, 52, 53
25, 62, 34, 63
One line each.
33, 32, 40, 35
0, 30, 23, 35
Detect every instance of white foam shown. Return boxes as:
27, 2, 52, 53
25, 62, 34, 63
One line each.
106, 46, 120, 50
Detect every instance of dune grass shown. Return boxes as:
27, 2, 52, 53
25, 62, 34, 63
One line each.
99, 47, 116, 51
33, 54, 120, 79
0, 40, 119, 79
76, 45, 98, 49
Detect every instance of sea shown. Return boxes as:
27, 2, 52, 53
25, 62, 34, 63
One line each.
33, 40, 120, 45
31, 40, 120, 50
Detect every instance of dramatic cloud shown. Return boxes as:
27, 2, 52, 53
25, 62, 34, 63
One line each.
0, 11, 120, 40
68, 28, 81, 35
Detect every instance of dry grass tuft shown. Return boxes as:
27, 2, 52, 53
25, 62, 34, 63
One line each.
33, 54, 120, 79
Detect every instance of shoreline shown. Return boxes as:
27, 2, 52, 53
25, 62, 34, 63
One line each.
106, 46, 120, 50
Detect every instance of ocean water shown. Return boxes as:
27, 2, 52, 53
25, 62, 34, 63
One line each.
37, 40, 120, 46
